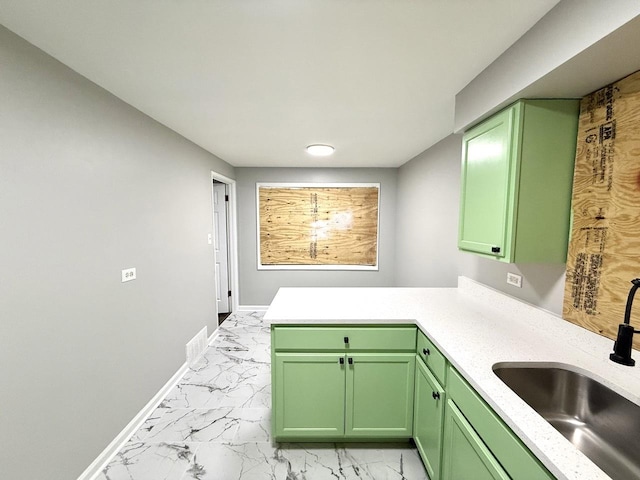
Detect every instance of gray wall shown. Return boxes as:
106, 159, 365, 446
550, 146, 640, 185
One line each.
235, 168, 398, 305
455, 1, 640, 130
395, 134, 566, 315
0, 26, 234, 479
239, 146, 568, 313
395, 135, 464, 287
458, 257, 567, 314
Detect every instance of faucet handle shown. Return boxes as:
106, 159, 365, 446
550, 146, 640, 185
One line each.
610, 323, 636, 366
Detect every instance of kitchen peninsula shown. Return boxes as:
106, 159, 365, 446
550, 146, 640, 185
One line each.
265, 277, 640, 480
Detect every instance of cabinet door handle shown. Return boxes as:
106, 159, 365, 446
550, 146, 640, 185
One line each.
432, 391, 440, 400
348, 357, 353, 365
423, 348, 430, 356
344, 336, 349, 344
491, 246, 501, 253
339, 357, 344, 365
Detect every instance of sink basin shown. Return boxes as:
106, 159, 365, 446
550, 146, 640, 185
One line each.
493, 363, 640, 480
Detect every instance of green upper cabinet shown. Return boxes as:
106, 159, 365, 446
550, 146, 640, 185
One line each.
458, 99, 579, 263
459, 106, 515, 259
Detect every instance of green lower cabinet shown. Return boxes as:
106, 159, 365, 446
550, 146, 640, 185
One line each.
272, 326, 554, 480
346, 353, 415, 437
447, 367, 554, 480
442, 399, 510, 480
274, 352, 346, 438
274, 351, 415, 440
413, 357, 445, 480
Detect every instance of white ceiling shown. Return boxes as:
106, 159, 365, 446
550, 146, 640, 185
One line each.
0, 1, 561, 168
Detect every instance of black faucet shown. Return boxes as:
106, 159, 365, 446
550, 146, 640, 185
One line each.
610, 278, 640, 366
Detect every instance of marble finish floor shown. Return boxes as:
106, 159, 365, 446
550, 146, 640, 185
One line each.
98, 312, 428, 480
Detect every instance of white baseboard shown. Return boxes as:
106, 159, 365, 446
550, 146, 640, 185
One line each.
208, 328, 220, 346
77, 362, 189, 480
237, 305, 269, 312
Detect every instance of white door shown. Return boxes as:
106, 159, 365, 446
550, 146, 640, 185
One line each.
213, 182, 230, 314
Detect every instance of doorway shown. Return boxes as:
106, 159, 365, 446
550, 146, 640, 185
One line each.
211, 172, 238, 326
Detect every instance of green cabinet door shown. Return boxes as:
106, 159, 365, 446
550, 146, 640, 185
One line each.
274, 352, 346, 438
414, 358, 445, 480
345, 353, 415, 437
458, 105, 516, 259
441, 399, 510, 480
458, 99, 579, 263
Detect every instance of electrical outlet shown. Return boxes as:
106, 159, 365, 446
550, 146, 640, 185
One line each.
121, 267, 136, 283
506, 272, 522, 288
208, 233, 213, 245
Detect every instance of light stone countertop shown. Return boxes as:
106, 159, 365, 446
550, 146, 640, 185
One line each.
264, 277, 640, 480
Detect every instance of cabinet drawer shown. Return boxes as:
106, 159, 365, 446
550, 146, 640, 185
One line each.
448, 367, 554, 480
273, 326, 416, 351
417, 330, 447, 386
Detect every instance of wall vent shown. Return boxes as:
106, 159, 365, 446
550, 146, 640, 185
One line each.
185, 327, 208, 365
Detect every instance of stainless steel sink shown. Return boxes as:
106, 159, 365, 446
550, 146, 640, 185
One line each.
493, 363, 640, 480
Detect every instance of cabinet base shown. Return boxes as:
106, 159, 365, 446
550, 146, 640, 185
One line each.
274, 437, 413, 444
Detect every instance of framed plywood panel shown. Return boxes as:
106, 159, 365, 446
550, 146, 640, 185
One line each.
563, 70, 640, 348
257, 183, 379, 270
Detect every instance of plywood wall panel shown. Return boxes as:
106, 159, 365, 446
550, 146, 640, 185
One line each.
564, 70, 640, 347
258, 185, 379, 267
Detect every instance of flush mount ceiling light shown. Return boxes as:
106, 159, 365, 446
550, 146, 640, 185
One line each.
306, 144, 335, 156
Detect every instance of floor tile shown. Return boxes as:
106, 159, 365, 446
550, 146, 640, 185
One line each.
163, 360, 271, 409
233, 407, 271, 442
138, 408, 241, 443
101, 312, 427, 480
130, 407, 171, 442
180, 442, 428, 480
243, 343, 271, 365
98, 442, 195, 480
